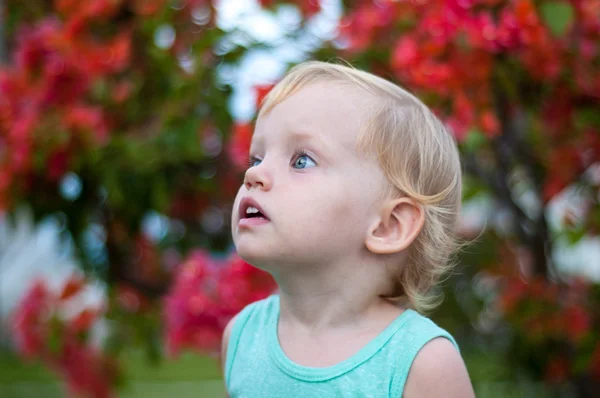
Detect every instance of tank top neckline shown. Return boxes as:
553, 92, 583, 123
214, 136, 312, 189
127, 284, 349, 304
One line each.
266, 295, 417, 382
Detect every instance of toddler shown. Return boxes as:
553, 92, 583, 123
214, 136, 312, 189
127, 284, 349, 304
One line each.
222, 61, 474, 397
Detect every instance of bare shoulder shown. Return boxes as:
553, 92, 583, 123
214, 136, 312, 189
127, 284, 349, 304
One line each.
220, 313, 240, 372
403, 337, 475, 398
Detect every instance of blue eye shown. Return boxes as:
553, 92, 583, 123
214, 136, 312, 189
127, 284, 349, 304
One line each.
248, 157, 262, 168
292, 154, 316, 169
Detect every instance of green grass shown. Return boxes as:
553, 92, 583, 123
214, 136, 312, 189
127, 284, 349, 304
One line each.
0, 350, 226, 397
0, 381, 226, 398
121, 350, 223, 382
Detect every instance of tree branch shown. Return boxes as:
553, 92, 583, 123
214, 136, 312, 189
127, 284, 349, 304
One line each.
491, 66, 550, 277
463, 151, 532, 247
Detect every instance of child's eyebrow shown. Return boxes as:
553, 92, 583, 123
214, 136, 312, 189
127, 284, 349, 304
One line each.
287, 129, 332, 152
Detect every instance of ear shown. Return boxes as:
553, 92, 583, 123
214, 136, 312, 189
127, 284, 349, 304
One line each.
365, 198, 424, 255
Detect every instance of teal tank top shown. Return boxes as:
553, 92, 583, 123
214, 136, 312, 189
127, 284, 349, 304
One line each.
225, 295, 459, 397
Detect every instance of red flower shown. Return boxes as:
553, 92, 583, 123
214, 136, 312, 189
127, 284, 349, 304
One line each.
12, 280, 52, 358
63, 105, 109, 144
391, 37, 419, 69
480, 110, 500, 137
131, 0, 167, 16
465, 12, 500, 52
217, 254, 277, 315
338, 3, 395, 53
164, 250, 275, 356
227, 122, 254, 170
15, 20, 62, 78
9, 110, 37, 143
254, 84, 275, 109
297, 0, 322, 18
37, 54, 90, 106
563, 305, 591, 344
59, 276, 86, 301
11, 276, 119, 397
82, 33, 132, 76
543, 148, 582, 202
58, 341, 117, 398
499, 277, 528, 313
258, 0, 276, 7
46, 150, 71, 182
55, 0, 121, 19
69, 309, 99, 334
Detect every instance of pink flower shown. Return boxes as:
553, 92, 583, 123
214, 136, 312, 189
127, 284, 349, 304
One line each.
164, 250, 275, 356
14, 20, 62, 78
391, 37, 419, 69
63, 105, 109, 144
12, 280, 52, 358
40, 60, 90, 106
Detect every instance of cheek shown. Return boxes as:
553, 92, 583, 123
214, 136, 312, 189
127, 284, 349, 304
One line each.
298, 184, 367, 230
231, 188, 244, 225
321, 178, 381, 228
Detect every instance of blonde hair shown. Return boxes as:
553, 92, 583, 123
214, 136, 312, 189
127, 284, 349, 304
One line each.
258, 60, 463, 313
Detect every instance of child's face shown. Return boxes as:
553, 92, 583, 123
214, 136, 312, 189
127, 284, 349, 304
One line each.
231, 82, 389, 270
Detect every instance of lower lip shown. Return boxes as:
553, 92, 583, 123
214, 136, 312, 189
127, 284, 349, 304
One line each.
238, 217, 270, 228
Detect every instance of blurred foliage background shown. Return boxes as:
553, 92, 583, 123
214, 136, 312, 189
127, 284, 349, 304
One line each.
1, 0, 599, 397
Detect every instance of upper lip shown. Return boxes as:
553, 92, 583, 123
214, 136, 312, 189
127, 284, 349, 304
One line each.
239, 197, 269, 220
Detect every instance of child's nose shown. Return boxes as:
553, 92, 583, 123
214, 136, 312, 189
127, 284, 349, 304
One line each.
244, 164, 273, 191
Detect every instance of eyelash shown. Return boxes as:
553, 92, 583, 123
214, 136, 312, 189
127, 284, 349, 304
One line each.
246, 156, 259, 168
246, 149, 316, 168
292, 148, 313, 165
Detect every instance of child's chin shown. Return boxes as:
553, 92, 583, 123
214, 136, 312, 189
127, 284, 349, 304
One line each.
237, 246, 269, 268
236, 247, 274, 269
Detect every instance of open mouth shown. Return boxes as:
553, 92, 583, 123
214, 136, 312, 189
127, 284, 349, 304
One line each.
239, 197, 269, 222
244, 205, 267, 219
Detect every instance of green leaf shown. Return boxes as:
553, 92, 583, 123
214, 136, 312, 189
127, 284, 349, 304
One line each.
462, 176, 489, 201
541, 1, 574, 37
564, 228, 586, 245
463, 130, 487, 152
47, 316, 64, 355
575, 107, 600, 129
151, 175, 170, 212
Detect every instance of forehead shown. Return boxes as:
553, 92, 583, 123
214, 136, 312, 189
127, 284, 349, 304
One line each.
254, 82, 373, 150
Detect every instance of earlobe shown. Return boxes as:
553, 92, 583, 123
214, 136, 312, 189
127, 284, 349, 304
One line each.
365, 198, 424, 254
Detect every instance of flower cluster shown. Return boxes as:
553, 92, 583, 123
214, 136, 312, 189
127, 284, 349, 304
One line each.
11, 276, 118, 398
339, 0, 600, 143
498, 276, 600, 383
0, 0, 224, 210
164, 251, 276, 356
0, 0, 136, 208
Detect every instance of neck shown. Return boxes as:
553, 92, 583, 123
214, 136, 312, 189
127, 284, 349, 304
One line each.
271, 257, 399, 332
